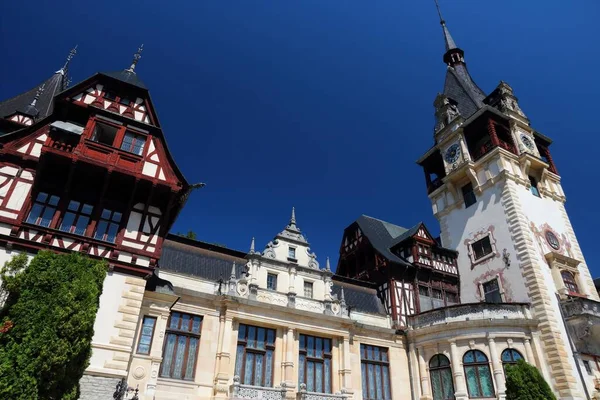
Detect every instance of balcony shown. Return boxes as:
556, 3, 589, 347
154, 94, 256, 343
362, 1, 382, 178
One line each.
415, 253, 458, 275
561, 297, 600, 355
408, 302, 531, 330
297, 384, 350, 400
231, 377, 286, 400
472, 139, 516, 161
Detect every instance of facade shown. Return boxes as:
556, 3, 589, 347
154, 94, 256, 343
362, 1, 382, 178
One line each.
0, 7, 599, 400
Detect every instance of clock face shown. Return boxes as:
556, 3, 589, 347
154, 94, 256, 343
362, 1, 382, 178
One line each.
545, 231, 560, 250
521, 134, 535, 151
444, 144, 461, 164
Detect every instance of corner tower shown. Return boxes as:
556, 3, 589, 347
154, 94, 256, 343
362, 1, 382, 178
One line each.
418, 5, 597, 399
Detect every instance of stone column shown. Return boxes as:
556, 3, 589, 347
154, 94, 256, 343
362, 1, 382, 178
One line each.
283, 328, 296, 399
487, 336, 506, 400
340, 336, 353, 395
408, 344, 421, 399
449, 341, 468, 400
417, 347, 432, 400
214, 311, 234, 398
524, 338, 535, 364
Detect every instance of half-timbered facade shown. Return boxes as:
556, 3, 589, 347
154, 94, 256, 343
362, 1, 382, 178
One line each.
0, 48, 192, 398
336, 216, 460, 327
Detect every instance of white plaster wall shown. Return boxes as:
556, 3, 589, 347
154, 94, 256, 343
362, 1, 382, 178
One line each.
90, 273, 128, 347
271, 241, 311, 268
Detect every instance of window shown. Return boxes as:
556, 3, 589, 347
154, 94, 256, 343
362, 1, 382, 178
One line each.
136, 316, 157, 355
26, 192, 60, 227
462, 183, 477, 208
119, 96, 131, 106
234, 324, 276, 387
267, 273, 278, 291
529, 176, 540, 197
160, 312, 202, 380
446, 292, 459, 304
120, 131, 146, 155
360, 344, 391, 400
501, 349, 523, 372
59, 200, 93, 236
429, 354, 454, 400
103, 91, 117, 101
463, 350, 495, 398
288, 246, 296, 260
583, 360, 592, 375
94, 209, 122, 243
472, 236, 493, 260
299, 334, 332, 393
561, 271, 579, 294
545, 230, 560, 250
483, 279, 502, 303
91, 121, 118, 146
419, 286, 429, 296
304, 281, 313, 298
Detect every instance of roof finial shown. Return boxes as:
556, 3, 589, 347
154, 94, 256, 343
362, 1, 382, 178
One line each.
434, 0, 457, 52
249, 237, 256, 253
340, 287, 346, 303
62, 45, 78, 72
290, 207, 296, 225
230, 262, 237, 280
30, 84, 46, 107
126, 44, 144, 73
326, 257, 331, 272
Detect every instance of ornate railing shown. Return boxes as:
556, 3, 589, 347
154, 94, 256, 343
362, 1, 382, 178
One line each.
561, 296, 600, 320
408, 302, 531, 330
297, 384, 350, 400
231, 376, 286, 400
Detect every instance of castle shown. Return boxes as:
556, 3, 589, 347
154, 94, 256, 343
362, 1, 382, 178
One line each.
0, 7, 598, 400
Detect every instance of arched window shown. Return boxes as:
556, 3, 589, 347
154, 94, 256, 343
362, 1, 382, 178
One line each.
501, 349, 523, 371
561, 271, 579, 294
429, 355, 454, 400
463, 350, 495, 398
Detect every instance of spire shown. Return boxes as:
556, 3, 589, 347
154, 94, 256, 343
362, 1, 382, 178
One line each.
30, 84, 46, 108
249, 237, 256, 254
57, 45, 77, 75
434, 0, 457, 51
326, 257, 331, 272
126, 44, 144, 73
290, 207, 296, 226
230, 262, 237, 280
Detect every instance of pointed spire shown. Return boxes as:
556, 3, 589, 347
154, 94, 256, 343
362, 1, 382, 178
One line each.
249, 237, 256, 254
340, 287, 346, 303
59, 45, 78, 74
290, 207, 296, 226
230, 262, 237, 280
434, 0, 457, 51
126, 44, 144, 73
326, 257, 331, 272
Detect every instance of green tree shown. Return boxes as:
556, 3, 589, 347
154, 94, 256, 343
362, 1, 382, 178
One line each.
177, 230, 197, 240
0, 251, 107, 400
505, 359, 557, 400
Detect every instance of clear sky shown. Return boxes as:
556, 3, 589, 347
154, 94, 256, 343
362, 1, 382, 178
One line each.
1, 1, 599, 275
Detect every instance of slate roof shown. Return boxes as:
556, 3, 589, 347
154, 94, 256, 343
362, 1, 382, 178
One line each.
443, 65, 486, 120
355, 215, 415, 267
331, 278, 386, 315
0, 71, 65, 121
101, 70, 147, 90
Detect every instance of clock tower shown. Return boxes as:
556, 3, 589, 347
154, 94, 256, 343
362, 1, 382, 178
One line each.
418, 7, 599, 400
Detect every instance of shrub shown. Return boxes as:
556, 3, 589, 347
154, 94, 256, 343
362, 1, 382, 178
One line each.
505, 359, 557, 400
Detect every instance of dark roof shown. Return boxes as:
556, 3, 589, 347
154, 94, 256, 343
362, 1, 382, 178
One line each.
0, 72, 64, 121
160, 236, 247, 280
331, 277, 386, 315
355, 215, 414, 267
443, 65, 486, 119
101, 70, 147, 89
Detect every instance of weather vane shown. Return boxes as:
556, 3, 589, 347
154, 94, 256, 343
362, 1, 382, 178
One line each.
127, 44, 144, 73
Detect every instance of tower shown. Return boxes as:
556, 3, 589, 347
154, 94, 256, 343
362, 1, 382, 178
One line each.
417, 6, 599, 400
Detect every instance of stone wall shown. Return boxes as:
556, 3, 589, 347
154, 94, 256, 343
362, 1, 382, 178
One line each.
79, 375, 120, 400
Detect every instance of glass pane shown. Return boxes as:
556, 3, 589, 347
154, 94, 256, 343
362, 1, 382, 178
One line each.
59, 212, 76, 232
112, 211, 122, 222
307, 362, 315, 392
49, 195, 59, 206
82, 204, 93, 215
316, 362, 323, 392
367, 346, 373, 361
257, 327, 266, 350
248, 326, 256, 348
465, 366, 480, 397
440, 355, 449, 367
170, 313, 180, 329
441, 368, 454, 399
172, 336, 187, 379
121, 133, 134, 151
430, 355, 439, 368
101, 209, 111, 219
431, 371, 442, 400
106, 223, 119, 242
324, 358, 331, 394
184, 337, 198, 380
26, 204, 43, 224
479, 365, 495, 396
40, 206, 56, 227
181, 314, 190, 332
324, 339, 331, 354
375, 365, 383, 399
265, 350, 273, 387
238, 324, 246, 340
267, 329, 275, 345
244, 353, 254, 385
368, 364, 375, 399
133, 137, 146, 155
68, 200, 79, 211
299, 354, 305, 386
463, 351, 474, 363
299, 334, 306, 350
161, 333, 176, 378
513, 350, 522, 361
94, 221, 108, 240
255, 354, 263, 386
475, 351, 488, 363
74, 215, 89, 235
307, 336, 314, 357
137, 344, 149, 354
192, 316, 202, 333
235, 344, 245, 379
316, 338, 323, 358
374, 347, 381, 361
382, 366, 391, 400
362, 363, 368, 399
37, 192, 48, 202
501, 350, 511, 362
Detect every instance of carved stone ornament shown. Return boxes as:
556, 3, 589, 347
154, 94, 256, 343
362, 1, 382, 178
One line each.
434, 93, 461, 133
306, 248, 320, 269
263, 240, 279, 259
237, 280, 249, 296
496, 81, 526, 118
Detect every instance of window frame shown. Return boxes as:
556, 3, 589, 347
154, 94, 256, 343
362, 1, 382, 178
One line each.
58, 200, 94, 236
25, 192, 60, 228
561, 270, 580, 294
159, 312, 203, 381
471, 236, 493, 261
462, 182, 477, 208
463, 350, 495, 398
360, 344, 392, 400
93, 208, 122, 243
266, 273, 278, 291
90, 120, 120, 147
501, 349, 523, 372
299, 334, 332, 393
136, 316, 157, 355
235, 324, 276, 387
120, 130, 147, 156
429, 354, 454, 400
304, 281, 314, 298
529, 176, 541, 197
482, 278, 502, 303
288, 246, 297, 261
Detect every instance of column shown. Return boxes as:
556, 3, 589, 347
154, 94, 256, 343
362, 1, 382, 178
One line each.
340, 336, 353, 395
408, 344, 421, 400
487, 336, 506, 399
214, 310, 234, 398
524, 339, 535, 364
283, 328, 296, 399
449, 341, 468, 400
417, 347, 432, 400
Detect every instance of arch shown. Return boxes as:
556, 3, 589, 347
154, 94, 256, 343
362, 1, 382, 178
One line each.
561, 270, 579, 294
429, 354, 454, 400
501, 348, 523, 365
463, 350, 495, 398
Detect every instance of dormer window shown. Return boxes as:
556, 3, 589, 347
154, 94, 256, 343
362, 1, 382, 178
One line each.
529, 176, 541, 197
288, 246, 296, 260
91, 121, 118, 146
103, 91, 117, 101
120, 131, 146, 155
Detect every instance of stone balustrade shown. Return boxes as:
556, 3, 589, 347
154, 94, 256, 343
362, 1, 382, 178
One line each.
561, 296, 600, 320
297, 384, 350, 400
231, 376, 286, 400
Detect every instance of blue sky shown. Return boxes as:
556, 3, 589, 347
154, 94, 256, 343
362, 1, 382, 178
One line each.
1, 1, 599, 275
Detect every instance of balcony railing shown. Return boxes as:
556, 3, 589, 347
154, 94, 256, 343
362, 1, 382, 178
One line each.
415, 254, 458, 275
561, 296, 600, 320
297, 384, 350, 400
231, 376, 286, 400
408, 302, 531, 330
472, 139, 517, 161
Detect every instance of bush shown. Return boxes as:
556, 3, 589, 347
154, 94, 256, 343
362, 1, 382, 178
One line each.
0, 251, 107, 399
505, 359, 557, 400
